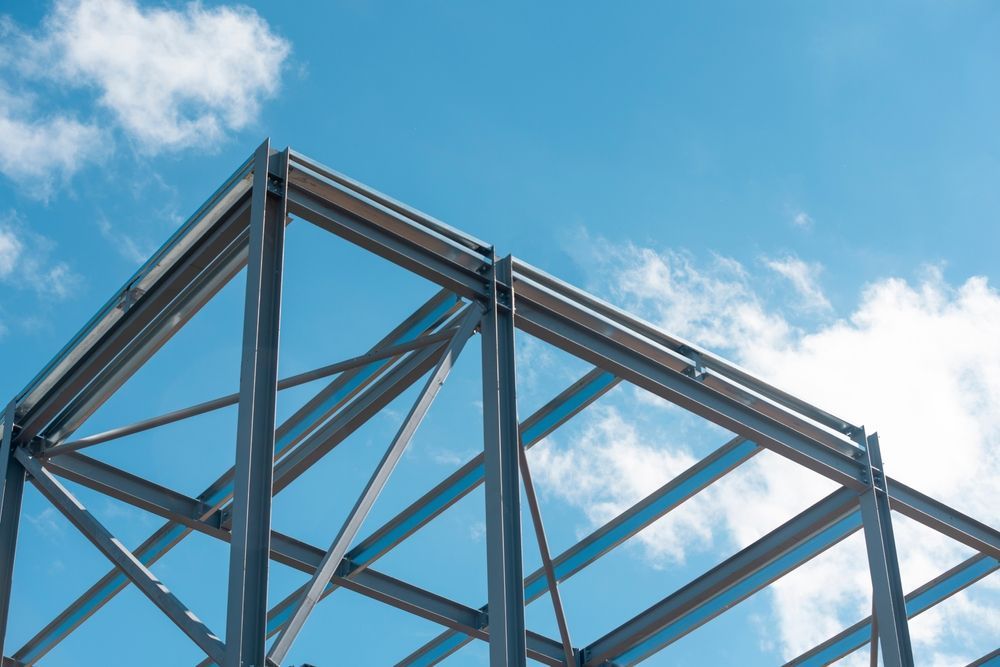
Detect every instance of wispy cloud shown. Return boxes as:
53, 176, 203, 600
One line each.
97, 215, 151, 265
791, 210, 814, 228
0, 212, 81, 300
764, 255, 832, 311
0, 81, 104, 197
541, 237, 1000, 661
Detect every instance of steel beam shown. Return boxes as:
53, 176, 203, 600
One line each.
967, 649, 1000, 667
858, 432, 914, 667
886, 478, 1000, 559
30, 447, 570, 667
14, 156, 255, 437
510, 265, 867, 489
481, 255, 526, 666
15, 449, 226, 664
266, 307, 479, 665
398, 436, 762, 666
44, 326, 458, 456
225, 139, 287, 667
13, 292, 458, 665
259, 368, 617, 653
786, 553, 998, 666
285, 156, 490, 301
582, 488, 861, 666
345, 367, 617, 570
0, 402, 24, 658
509, 261, 858, 436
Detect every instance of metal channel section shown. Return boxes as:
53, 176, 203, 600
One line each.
2, 141, 996, 667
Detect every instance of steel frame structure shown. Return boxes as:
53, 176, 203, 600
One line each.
0, 138, 996, 667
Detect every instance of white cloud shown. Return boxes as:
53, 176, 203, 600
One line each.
541, 239, 1000, 661
530, 405, 711, 566
0, 0, 290, 191
0, 213, 81, 300
35, 0, 291, 152
764, 255, 832, 312
0, 83, 104, 195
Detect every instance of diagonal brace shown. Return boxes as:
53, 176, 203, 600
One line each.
266, 306, 480, 665
14, 448, 226, 665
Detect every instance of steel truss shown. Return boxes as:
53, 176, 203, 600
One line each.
0, 138, 996, 667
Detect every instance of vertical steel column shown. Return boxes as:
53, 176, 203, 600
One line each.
0, 401, 25, 657
858, 430, 913, 667
481, 254, 527, 667
225, 139, 287, 667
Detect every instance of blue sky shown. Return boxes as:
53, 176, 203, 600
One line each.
1, 1, 998, 665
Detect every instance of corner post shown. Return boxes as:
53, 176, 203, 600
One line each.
0, 400, 25, 658
225, 139, 287, 667
858, 430, 913, 667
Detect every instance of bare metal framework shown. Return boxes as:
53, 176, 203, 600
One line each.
0, 138, 996, 667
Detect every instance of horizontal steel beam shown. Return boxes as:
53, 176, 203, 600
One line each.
583, 487, 862, 666
19, 185, 257, 445
511, 261, 857, 435
787, 553, 998, 666
40, 449, 568, 667
286, 150, 491, 254
399, 436, 763, 665
886, 478, 1000, 559
511, 275, 866, 491
285, 164, 489, 300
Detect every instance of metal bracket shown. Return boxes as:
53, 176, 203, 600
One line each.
116, 286, 146, 313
